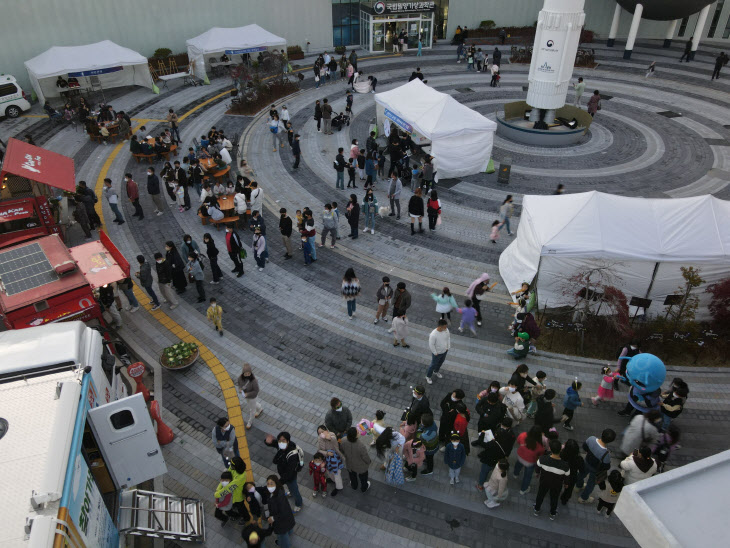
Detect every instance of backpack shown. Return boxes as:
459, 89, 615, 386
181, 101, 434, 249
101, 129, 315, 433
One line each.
288, 447, 305, 472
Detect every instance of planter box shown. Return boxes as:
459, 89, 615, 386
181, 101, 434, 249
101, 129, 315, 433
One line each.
288, 52, 304, 60
160, 348, 199, 371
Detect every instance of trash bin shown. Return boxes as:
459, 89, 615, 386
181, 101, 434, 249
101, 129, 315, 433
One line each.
497, 157, 512, 184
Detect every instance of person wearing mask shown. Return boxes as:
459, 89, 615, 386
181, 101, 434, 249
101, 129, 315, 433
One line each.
534, 389, 559, 434
102, 179, 124, 225
213, 471, 239, 525
124, 174, 143, 219
152, 252, 178, 308
135, 255, 160, 310
532, 439, 570, 520
362, 189, 378, 234
345, 194, 360, 238
325, 397, 353, 439
405, 385, 432, 424
279, 208, 294, 259
180, 234, 201, 264
408, 187, 425, 235
163, 241, 187, 294
437, 388, 465, 446
374, 276, 393, 324
391, 281, 411, 320
509, 363, 538, 402
185, 252, 205, 303
473, 417, 516, 488
575, 429, 616, 504
202, 233, 222, 284
499, 380, 526, 425
335, 147, 347, 190
475, 391, 506, 435
426, 319, 451, 385
291, 133, 301, 169
264, 475, 296, 547
387, 173, 403, 219
212, 417, 239, 467
340, 427, 372, 492
264, 433, 303, 514
252, 226, 267, 271
225, 224, 244, 277
615, 339, 641, 390
316, 425, 345, 496
620, 446, 658, 484
321, 203, 338, 248
237, 363, 264, 429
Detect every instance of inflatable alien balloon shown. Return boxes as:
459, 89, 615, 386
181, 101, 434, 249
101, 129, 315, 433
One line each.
624, 353, 666, 413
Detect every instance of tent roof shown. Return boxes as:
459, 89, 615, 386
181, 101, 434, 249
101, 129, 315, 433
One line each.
186, 24, 286, 54
1, 138, 75, 192
374, 79, 496, 139
522, 191, 730, 263
24, 40, 148, 79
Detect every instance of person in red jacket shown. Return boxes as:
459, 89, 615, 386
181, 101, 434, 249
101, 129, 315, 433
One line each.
125, 174, 143, 219
309, 452, 328, 497
452, 401, 471, 455
513, 425, 547, 495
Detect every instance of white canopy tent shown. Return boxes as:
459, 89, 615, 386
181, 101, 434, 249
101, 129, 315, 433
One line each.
374, 79, 497, 179
499, 192, 730, 317
24, 41, 156, 105
186, 24, 287, 84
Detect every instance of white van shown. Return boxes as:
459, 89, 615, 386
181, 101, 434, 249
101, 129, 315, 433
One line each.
0, 74, 31, 118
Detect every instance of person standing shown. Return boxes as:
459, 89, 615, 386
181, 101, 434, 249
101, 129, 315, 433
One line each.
103, 179, 125, 225
403, 437, 426, 482
493, 47, 502, 67
264, 475, 296, 547
164, 241, 187, 294
498, 195, 514, 236
408, 187, 425, 235
173, 162, 190, 210
291, 133, 301, 168
392, 281, 411, 318
314, 99, 323, 132
301, 210, 316, 260
679, 38, 693, 62
335, 147, 347, 190
473, 418, 516, 488
202, 233, 222, 284
122, 174, 143, 219
264, 433, 303, 514
712, 52, 727, 79
340, 427, 372, 492
532, 439, 570, 521
206, 297, 224, 336
444, 432, 467, 485
212, 417, 240, 467
387, 173, 402, 219
225, 224, 245, 277
346, 194, 360, 238
153, 252, 178, 309
362, 189, 378, 234
587, 90, 601, 117
575, 429, 616, 504
374, 276, 393, 324
166, 108, 180, 143
426, 319, 450, 384
513, 425, 547, 495
417, 36, 423, 57
279, 208, 294, 259
237, 363, 264, 429
490, 63, 500, 87
426, 190, 441, 231
342, 268, 361, 319
322, 98, 333, 135
253, 227, 267, 272
321, 203, 338, 248
572, 77, 586, 106
186, 252, 206, 303
142, 169, 163, 216
135, 255, 160, 310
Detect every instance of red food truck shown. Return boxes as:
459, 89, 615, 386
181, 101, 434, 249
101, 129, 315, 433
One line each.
0, 137, 75, 249
0, 231, 129, 330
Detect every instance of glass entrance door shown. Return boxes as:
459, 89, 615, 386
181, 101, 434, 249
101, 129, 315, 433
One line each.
373, 21, 385, 52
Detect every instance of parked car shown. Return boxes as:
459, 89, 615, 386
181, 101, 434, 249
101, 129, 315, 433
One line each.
0, 75, 31, 118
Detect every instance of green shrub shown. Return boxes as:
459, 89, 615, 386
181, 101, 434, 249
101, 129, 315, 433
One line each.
153, 48, 172, 58
335, 45, 347, 55
479, 20, 496, 29
287, 45, 303, 55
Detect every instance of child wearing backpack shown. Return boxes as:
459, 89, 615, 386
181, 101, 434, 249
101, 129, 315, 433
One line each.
596, 470, 624, 517
309, 452, 328, 497
561, 380, 582, 431
526, 371, 548, 417
591, 366, 619, 406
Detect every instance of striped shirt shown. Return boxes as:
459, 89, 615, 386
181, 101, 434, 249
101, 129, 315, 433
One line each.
536, 455, 570, 489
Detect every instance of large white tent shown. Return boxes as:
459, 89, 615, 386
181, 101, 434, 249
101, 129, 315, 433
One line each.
25, 41, 156, 105
499, 191, 730, 316
186, 24, 287, 83
374, 79, 497, 179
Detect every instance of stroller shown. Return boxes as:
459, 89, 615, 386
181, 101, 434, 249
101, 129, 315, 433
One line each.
331, 113, 350, 131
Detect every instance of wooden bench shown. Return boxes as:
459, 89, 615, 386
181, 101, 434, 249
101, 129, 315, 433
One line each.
133, 153, 156, 164
212, 165, 231, 183
211, 215, 239, 230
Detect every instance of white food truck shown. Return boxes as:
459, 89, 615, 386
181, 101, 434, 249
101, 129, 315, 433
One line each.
0, 321, 200, 547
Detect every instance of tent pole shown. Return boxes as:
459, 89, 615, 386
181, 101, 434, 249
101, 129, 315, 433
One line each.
533, 256, 542, 320
644, 262, 660, 299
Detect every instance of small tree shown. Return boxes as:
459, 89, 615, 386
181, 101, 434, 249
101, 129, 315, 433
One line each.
557, 260, 625, 323
667, 266, 705, 328
706, 276, 730, 331
479, 20, 496, 29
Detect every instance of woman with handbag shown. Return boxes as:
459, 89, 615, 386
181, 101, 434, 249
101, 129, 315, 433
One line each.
426, 190, 442, 231
186, 251, 206, 303
587, 90, 601, 117
268, 114, 284, 152
203, 233, 222, 284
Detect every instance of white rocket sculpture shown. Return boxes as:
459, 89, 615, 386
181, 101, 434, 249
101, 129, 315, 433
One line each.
526, 0, 586, 126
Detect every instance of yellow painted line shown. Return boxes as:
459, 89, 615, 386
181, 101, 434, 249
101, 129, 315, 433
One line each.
178, 89, 234, 122
92, 118, 252, 477
22, 114, 46, 118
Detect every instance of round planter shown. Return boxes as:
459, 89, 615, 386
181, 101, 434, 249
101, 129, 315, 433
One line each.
160, 349, 199, 371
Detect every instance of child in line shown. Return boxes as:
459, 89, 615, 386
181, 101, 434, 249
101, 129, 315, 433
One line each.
490, 220, 501, 244
309, 452, 328, 497
175, 181, 185, 212
484, 459, 510, 509
399, 414, 418, 441
377, 149, 386, 179
301, 233, 313, 265
444, 432, 466, 485
347, 158, 356, 188
371, 409, 386, 447
591, 366, 618, 406
561, 380, 582, 431
243, 482, 266, 524
453, 402, 470, 453
331, 202, 341, 240
526, 371, 548, 417
214, 471, 239, 525
660, 379, 689, 431
596, 470, 624, 517
403, 436, 426, 482
206, 297, 224, 337
457, 299, 478, 336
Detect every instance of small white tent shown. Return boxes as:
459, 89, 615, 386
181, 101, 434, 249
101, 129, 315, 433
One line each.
186, 24, 287, 83
499, 191, 730, 317
374, 79, 496, 179
25, 41, 156, 104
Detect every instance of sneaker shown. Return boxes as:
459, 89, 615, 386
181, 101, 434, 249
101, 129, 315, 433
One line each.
477, 321, 482, 327
156, 211, 164, 216
363, 227, 369, 232
458, 327, 463, 333
434, 372, 443, 379
578, 497, 594, 504
330, 489, 339, 497
533, 508, 540, 517
475, 483, 484, 491
520, 488, 530, 495
169, 304, 178, 310
605, 513, 611, 519
364, 481, 371, 492
405, 477, 416, 482
246, 422, 252, 429
563, 424, 574, 431
330, 245, 336, 249
420, 469, 433, 476
549, 513, 556, 521
258, 267, 264, 271
293, 506, 301, 514
321, 491, 327, 498
374, 319, 379, 324
486, 501, 500, 509
219, 330, 224, 337
349, 315, 355, 320
130, 306, 140, 313
383, 317, 388, 323
151, 304, 161, 311
318, 244, 324, 248
591, 397, 599, 406
426, 376, 433, 385
209, 281, 220, 285
449, 478, 455, 485
371, 229, 374, 234
596, 508, 602, 515
312, 492, 318, 498
455, 477, 461, 484
285, 491, 292, 498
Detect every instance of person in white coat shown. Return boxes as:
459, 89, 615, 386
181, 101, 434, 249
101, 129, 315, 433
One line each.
620, 446, 657, 484
499, 381, 526, 425
620, 410, 662, 456
425, 319, 450, 384
249, 182, 264, 215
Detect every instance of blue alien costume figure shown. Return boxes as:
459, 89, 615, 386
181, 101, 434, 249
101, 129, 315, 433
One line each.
618, 353, 667, 417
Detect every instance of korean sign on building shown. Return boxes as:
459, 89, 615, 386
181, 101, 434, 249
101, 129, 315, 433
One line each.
373, 1, 436, 15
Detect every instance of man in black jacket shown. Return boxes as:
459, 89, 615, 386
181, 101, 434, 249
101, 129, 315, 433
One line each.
534, 389, 559, 434
408, 187, 424, 234
291, 133, 301, 169
476, 392, 506, 433
473, 417, 516, 489
406, 385, 431, 423
173, 160, 190, 210
145, 168, 164, 215
265, 431, 303, 512
153, 252, 179, 309
409, 67, 424, 82
366, 131, 378, 156
679, 37, 693, 62
279, 208, 293, 259
225, 224, 244, 277
335, 147, 346, 189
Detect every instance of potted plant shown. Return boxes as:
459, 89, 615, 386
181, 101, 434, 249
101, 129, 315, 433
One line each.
153, 48, 172, 58
160, 340, 199, 370
335, 45, 347, 55
287, 45, 304, 60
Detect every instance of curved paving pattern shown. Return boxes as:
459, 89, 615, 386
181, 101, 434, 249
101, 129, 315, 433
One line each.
5, 40, 730, 547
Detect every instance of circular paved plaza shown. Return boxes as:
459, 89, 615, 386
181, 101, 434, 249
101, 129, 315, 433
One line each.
4, 39, 730, 547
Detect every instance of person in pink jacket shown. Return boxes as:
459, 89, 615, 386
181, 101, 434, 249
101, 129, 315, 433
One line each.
400, 414, 418, 442
403, 437, 426, 482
